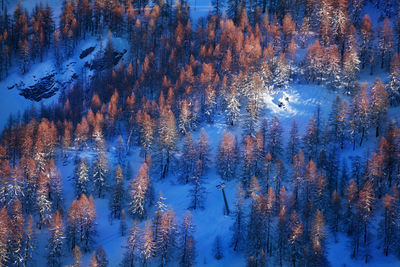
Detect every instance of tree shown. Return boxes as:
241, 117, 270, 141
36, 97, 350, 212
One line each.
310, 210, 328, 266
266, 116, 283, 160
288, 211, 303, 267
350, 84, 370, 148
129, 162, 152, 219
224, 85, 240, 126
213, 235, 223, 260
303, 115, 318, 160
287, 119, 300, 163
36, 173, 52, 229
96, 246, 109, 267
378, 18, 394, 69
379, 192, 399, 256
387, 53, 400, 105
88, 252, 99, 267
21, 214, 36, 267
156, 209, 178, 266
122, 221, 139, 267
47, 210, 65, 267
110, 165, 124, 220
74, 158, 90, 198
9, 199, 24, 265
357, 181, 375, 263
360, 15, 374, 69
157, 107, 178, 179
18, 39, 30, 74
231, 183, 246, 251
92, 152, 109, 198
178, 99, 191, 135
180, 134, 198, 184
189, 160, 206, 210
140, 221, 156, 265
67, 195, 97, 252
180, 211, 196, 267
197, 128, 211, 174
369, 78, 388, 137
217, 132, 237, 181
0, 207, 9, 265
72, 246, 82, 267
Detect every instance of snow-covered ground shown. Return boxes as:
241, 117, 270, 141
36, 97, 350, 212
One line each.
1, 1, 400, 267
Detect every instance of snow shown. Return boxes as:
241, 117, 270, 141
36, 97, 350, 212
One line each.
1, 1, 400, 267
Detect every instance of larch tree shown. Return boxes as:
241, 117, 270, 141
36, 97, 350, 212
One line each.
92, 151, 109, 198
357, 181, 375, 263
188, 160, 206, 210
379, 192, 399, 256
378, 18, 394, 69
369, 78, 389, 137
47, 210, 65, 267
387, 53, 400, 105
287, 119, 301, 163
310, 210, 328, 266
157, 107, 178, 179
122, 221, 139, 267
140, 221, 156, 265
224, 84, 240, 127
288, 210, 304, 267
180, 211, 196, 267
231, 183, 246, 251
74, 157, 90, 198
110, 165, 124, 220
129, 162, 152, 219
217, 132, 237, 181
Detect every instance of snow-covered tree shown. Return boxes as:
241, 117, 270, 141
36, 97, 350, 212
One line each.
387, 53, 400, 105
224, 85, 240, 126
122, 221, 139, 267
110, 165, 124, 220
92, 152, 109, 198
47, 210, 65, 267
217, 132, 237, 180
74, 158, 90, 198
180, 211, 196, 267
129, 163, 152, 218
188, 160, 206, 210
139, 221, 156, 265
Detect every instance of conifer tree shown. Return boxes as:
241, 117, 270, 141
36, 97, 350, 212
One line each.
217, 132, 237, 181
110, 165, 124, 220
140, 221, 156, 265
129, 162, 152, 218
387, 53, 400, 105
369, 78, 388, 137
122, 221, 139, 267
92, 152, 109, 198
47, 210, 65, 267
180, 211, 196, 267
74, 158, 90, 198
189, 160, 206, 210
231, 183, 246, 251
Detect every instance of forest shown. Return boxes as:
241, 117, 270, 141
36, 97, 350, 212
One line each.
0, 0, 400, 266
